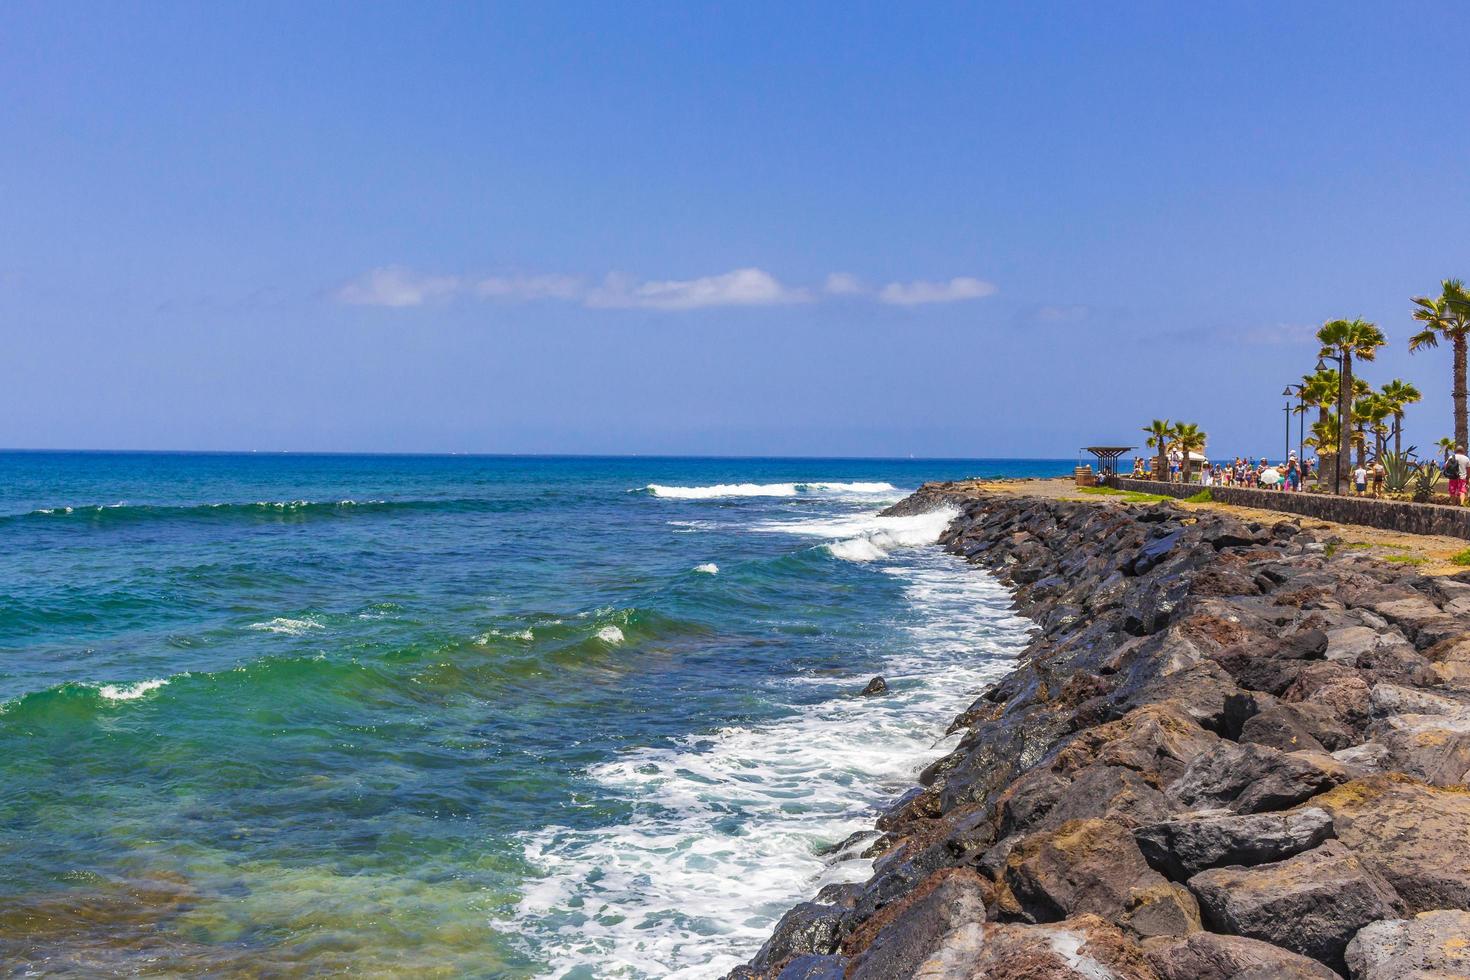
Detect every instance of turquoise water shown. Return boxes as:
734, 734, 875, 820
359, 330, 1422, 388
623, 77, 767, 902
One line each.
0, 453, 1065, 977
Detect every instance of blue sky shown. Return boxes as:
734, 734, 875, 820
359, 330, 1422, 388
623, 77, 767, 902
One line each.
3, 2, 1469, 457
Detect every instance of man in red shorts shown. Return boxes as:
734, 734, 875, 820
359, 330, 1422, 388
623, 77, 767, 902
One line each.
1448, 445, 1470, 505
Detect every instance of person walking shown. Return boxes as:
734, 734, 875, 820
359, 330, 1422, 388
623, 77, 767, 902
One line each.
1449, 445, 1470, 506
1371, 459, 1385, 497
1287, 457, 1301, 492
1354, 463, 1368, 496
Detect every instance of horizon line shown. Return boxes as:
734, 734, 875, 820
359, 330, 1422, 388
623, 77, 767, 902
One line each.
0, 447, 1087, 463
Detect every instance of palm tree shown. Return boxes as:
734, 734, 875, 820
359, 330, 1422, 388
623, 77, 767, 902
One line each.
1300, 369, 1340, 485
1438, 436, 1456, 460
1378, 379, 1422, 457
1410, 280, 1470, 451
1307, 414, 1340, 456
1172, 422, 1206, 483
1318, 318, 1387, 490
1143, 419, 1173, 482
1356, 393, 1393, 461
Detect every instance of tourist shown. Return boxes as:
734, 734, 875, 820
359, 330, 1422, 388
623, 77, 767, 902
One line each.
1371, 459, 1385, 497
1286, 456, 1301, 492
1354, 463, 1368, 496
1201, 461, 1213, 487
1132, 457, 1145, 478
1449, 445, 1470, 506
1169, 448, 1181, 483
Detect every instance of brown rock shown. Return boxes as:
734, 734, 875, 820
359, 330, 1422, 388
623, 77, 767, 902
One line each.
1002, 819, 1200, 938
843, 868, 989, 976
967, 915, 1160, 979
1188, 839, 1402, 970
1314, 775, 1470, 913
1142, 931, 1338, 979
1133, 806, 1335, 880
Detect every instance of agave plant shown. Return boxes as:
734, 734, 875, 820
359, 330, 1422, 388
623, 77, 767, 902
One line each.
1380, 452, 1418, 494
1414, 462, 1444, 503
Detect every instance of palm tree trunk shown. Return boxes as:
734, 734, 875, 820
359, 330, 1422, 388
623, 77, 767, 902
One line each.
1455, 335, 1467, 451
1156, 445, 1167, 483
1338, 356, 1355, 492
1317, 404, 1332, 488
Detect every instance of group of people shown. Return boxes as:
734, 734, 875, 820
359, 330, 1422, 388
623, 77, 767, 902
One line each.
1131, 452, 1313, 491
1129, 443, 1470, 505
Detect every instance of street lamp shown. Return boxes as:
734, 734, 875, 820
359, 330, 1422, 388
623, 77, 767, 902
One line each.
1285, 383, 1306, 480
1282, 386, 1294, 474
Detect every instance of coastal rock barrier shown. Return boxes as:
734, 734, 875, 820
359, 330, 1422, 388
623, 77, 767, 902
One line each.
726, 482, 1470, 979
1113, 477, 1470, 540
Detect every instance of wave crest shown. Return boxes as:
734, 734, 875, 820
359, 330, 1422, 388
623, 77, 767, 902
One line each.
640, 481, 896, 500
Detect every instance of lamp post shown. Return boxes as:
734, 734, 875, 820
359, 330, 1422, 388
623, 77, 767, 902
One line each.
1285, 383, 1306, 484
1282, 387, 1293, 474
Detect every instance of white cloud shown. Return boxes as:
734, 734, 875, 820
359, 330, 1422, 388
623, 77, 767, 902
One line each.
585, 268, 810, 311
878, 276, 997, 306
333, 266, 998, 312
335, 267, 460, 308
824, 272, 866, 295
474, 274, 584, 301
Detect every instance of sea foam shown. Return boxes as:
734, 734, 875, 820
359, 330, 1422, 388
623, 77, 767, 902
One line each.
642, 481, 897, 500
510, 550, 1030, 977
751, 506, 959, 563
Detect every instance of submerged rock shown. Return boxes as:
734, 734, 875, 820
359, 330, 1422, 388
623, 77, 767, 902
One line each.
860, 675, 888, 697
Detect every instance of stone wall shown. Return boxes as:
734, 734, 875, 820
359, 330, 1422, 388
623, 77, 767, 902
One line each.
1113, 477, 1470, 541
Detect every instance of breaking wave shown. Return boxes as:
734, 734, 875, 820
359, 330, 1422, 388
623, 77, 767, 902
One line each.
640, 482, 897, 500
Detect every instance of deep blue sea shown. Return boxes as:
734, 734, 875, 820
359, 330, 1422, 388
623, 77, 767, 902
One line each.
0, 453, 1067, 977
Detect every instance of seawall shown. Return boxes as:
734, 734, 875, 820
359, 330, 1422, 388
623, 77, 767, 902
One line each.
1113, 477, 1470, 540
727, 481, 1470, 979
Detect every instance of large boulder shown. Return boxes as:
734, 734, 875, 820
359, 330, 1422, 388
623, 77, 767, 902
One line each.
1187, 840, 1402, 970
1167, 741, 1352, 813
1314, 776, 1470, 912
1000, 819, 1200, 938
1133, 807, 1335, 880
844, 869, 988, 979
1344, 909, 1470, 980
1142, 932, 1338, 979
964, 915, 1159, 979
749, 902, 847, 972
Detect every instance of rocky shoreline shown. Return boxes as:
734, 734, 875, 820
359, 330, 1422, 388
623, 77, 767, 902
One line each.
727, 482, 1470, 979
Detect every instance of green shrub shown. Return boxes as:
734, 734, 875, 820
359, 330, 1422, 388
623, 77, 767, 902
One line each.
1451, 548, 1470, 566
1183, 489, 1213, 503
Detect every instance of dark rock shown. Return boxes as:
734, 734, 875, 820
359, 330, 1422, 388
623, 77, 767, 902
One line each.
1188, 839, 1402, 970
1000, 818, 1200, 937
774, 954, 847, 980
1167, 741, 1352, 813
859, 676, 888, 697
1238, 704, 1327, 753
1133, 806, 1335, 880
844, 868, 989, 978
1345, 909, 1470, 980
1126, 529, 1184, 576
750, 903, 847, 972
1142, 931, 1339, 979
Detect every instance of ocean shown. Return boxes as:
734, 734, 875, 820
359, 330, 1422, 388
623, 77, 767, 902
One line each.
0, 452, 1068, 977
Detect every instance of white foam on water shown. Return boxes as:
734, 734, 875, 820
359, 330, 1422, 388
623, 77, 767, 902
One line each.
95, 677, 176, 701
510, 549, 1032, 978
596, 626, 626, 645
751, 506, 960, 563
643, 482, 897, 500
692, 563, 719, 575
248, 616, 325, 636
